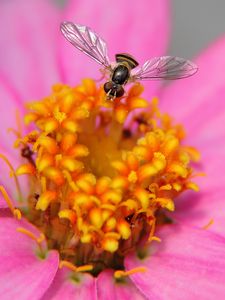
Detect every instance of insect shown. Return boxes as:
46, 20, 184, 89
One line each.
60, 21, 198, 100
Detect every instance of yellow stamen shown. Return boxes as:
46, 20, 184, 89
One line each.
17, 227, 45, 253
114, 267, 146, 279
102, 237, 119, 252
63, 170, 78, 191
59, 260, 93, 273
150, 236, 161, 242
0, 154, 22, 201
58, 209, 76, 223
0, 186, 21, 219
148, 218, 156, 242
16, 163, 36, 175
36, 190, 57, 211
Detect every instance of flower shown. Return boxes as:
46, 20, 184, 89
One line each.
0, 1, 225, 300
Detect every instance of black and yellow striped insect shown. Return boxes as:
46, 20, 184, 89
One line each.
60, 21, 198, 101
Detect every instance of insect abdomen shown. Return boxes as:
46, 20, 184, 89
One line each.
115, 53, 139, 69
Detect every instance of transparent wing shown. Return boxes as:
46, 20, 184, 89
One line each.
60, 21, 110, 67
131, 56, 198, 80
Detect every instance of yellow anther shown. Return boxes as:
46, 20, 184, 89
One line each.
149, 236, 161, 243
186, 182, 199, 192
102, 190, 122, 204
119, 199, 138, 210
13, 209, 22, 220
89, 208, 103, 229
152, 152, 166, 171
128, 170, 137, 183
168, 162, 188, 178
159, 184, 172, 191
104, 217, 117, 231
76, 178, 94, 194
36, 136, 58, 154
126, 153, 138, 169
138, 164, 158, 181
71, 107, 90, 119
184, 146, 200, 162
80, 233, 92, 243
28, 101, 50, 115
0, 186, 21, 219
37, 233, 45, 244
69, 144, 89, 157
148, 218, 156, 242
115, 107, 128, 124
134, 188, 149, 209
36, 190, 57, 211
36, 154, 54, 172
104, 232, 121, 240
63, 170, 78, 191
24, 113, 38, 125
129, 97, 148, 109
100, 204, 116, 211
162, 137, 179, 156
16, 163, 36, 175
172, 183, 182, 192
61, 132, 77, 152
111, 177, 127, 189
155, 198, 175, 211
60, 93, 76, 113
111, 161, 128, 174
59, 209, 76, 223
117, 220, 131, 240
96, 177, 111, 194
43, 167, 64, 185
53, 108, 67, 123
44, 118, 58, 133
114, 267, 146, 279
62, 119, 79, 133
59, 260, 93, 273
102, 237, 119, 253
61, 157, 83, 172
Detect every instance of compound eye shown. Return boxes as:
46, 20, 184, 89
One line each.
104, 82, 114, 93
116, 85, 124, 97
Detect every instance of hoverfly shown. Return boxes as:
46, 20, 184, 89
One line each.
60, 22, 198, 100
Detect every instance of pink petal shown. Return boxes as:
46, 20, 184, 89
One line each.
42, 268, 96, 300
0, 213, 59, 300
125, 224, 225, 300
173, 148, 225, 235
173, 190, 225, 238
59, 0, 170, 97
159, 35, 225, 137
0, 0, 61, 101
96, 270, 145, 300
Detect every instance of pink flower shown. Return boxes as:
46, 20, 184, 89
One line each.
0, 0, 225, 299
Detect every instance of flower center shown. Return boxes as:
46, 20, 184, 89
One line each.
12, 79, 199, 275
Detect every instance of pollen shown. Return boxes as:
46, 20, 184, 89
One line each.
9, 79, 199, 275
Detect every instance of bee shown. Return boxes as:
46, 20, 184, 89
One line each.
60, 22, 198, 101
